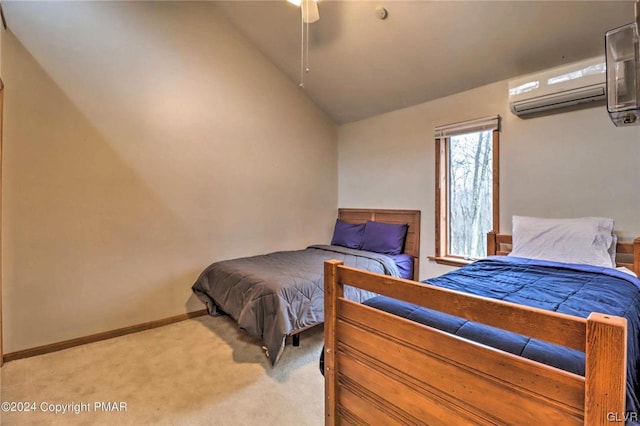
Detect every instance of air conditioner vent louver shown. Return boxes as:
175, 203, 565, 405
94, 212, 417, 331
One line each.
509, 57, 606, 117
512, 85, 605, 114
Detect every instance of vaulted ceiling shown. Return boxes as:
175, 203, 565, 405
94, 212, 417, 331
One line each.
216, 1, 634, 123
3, 1, 634, 125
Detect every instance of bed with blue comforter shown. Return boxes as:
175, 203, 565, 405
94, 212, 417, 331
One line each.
363, 256, 640, 419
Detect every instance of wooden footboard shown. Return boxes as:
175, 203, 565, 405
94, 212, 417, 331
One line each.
323, 260, 628, 425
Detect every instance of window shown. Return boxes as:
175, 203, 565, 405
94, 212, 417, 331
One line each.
434, 116, 499, 265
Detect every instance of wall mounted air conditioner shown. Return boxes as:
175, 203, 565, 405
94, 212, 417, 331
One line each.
508, 56, 606, 117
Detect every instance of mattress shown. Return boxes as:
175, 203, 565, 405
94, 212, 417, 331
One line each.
192, 244, 401, 365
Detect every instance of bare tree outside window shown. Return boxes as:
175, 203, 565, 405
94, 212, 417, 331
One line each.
447, 131, 493, 258
434, 117, 499, 266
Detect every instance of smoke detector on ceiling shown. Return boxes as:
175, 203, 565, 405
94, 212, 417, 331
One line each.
376, 6, 388, 20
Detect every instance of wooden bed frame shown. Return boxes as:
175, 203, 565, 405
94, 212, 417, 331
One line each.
323, 233, 640, 425
290, 208, 421, 346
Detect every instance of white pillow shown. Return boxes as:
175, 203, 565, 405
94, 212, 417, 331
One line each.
609, 233, 618, 267
616, 266, 638, 278
509, 216, 615, 268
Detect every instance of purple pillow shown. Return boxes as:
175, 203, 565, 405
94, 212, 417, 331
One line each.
360, 221, 408, 255
331, 219, 366, 249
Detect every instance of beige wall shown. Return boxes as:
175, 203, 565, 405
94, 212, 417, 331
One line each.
339, 80, 640, 280
2, 2, 337, 353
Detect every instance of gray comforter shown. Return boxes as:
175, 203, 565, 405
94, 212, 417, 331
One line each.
192, 245, 400, 365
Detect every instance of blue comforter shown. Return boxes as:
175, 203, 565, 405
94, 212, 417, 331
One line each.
364, 256, 640, 418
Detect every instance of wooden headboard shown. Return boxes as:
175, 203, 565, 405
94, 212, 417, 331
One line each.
338, 208, 421, 280
487, 231, 640, 276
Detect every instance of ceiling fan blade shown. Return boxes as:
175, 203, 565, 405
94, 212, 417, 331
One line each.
301, 0, 319, 23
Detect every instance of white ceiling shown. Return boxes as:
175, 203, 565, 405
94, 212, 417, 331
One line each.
2, 1, 634, 125
215, 0, 635, 124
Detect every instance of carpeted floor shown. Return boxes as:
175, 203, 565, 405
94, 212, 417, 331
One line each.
0, 315, 325, 425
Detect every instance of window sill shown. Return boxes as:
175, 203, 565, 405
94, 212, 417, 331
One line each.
427, 256, 474, 267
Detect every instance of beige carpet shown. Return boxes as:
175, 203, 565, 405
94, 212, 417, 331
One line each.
0, 315, 325, 425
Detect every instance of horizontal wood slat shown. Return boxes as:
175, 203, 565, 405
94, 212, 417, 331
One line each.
338, 355, 483, 426
336, 299, 584, 410
337, 266, 587, 350
338, 385, 407, 426
338, 300, 585, 418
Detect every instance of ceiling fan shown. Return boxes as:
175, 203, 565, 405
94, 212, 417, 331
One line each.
287, 0, 319, 23
287, 0, 319, 88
